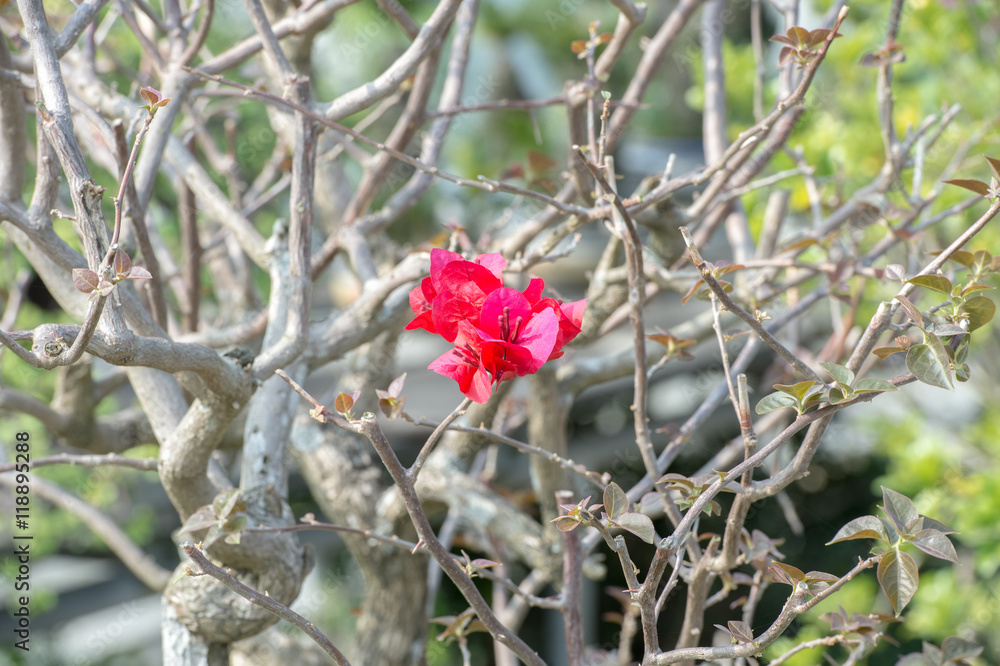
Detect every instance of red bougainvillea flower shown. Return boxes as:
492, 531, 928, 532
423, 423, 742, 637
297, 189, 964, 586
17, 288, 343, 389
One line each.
408, 251, 586, 404
523, 278, 586, 360
405, 249, 505, 341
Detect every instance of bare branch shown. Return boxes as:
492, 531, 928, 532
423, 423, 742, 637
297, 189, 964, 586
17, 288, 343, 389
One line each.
181, 542, 352, 665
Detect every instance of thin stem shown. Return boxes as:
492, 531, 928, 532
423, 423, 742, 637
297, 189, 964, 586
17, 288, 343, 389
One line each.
681, 227, 823, 383
277, 374, 546, 666
0, 452, 158, 473
409, 397, 472, 481
403, 416, 606, 489
573, 147, 657, 480
558, 490, 586, 666
182, 542, 352, 665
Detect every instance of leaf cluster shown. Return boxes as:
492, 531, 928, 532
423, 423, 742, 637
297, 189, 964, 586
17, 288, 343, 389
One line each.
756, 362, 898, 415
176, 488, 249, 548
552, 482, 656, 544
827, 487, 958, 615
769, 26, 842, 68
878, 250, 998, 389
72, 249, 152, 300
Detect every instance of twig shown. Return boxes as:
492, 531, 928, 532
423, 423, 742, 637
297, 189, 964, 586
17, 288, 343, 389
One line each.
403, 416, 606, 489
847, 198, 1000, 373
685, 8, 850, 219
680, 227, 823, 383
573, 148, 657, 480
427, 97, 567, 117
277, 373, 547, 666
409, 398, 472, 481
181, 542, 352, 665
0, 452, 158, 473
184, 67, 591, 224
0, 474, 170, 590
557, 490, 586, 665
649, 555, 881, 664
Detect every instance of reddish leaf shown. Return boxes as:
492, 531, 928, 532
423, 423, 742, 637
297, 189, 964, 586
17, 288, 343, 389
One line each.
127, 265, 153, 280
986, 156, 1000, 183
334, 391, 359, 416
387, 372, 407, 397
942, 179, 990, 196
527, 151, 558, 175
113, 249, 131, 278
603, 482, 629, 520
72, 268, 100, 293
552, 515, 581, 532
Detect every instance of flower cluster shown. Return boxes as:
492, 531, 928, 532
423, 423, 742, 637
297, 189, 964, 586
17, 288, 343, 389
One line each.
406, 249, 586, 403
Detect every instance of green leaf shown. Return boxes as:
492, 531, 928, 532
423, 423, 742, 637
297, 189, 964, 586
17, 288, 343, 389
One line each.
910, 529, 959, 563
827, 384, 853, 405
905, 274, 953, 295
820, 362, 854, 386
906, 339, 954, 390
603, 482, 629, 520
962, 295, 995, 332
961, 283, 993, 297
895, 294, 924, 329
755, 391, 800, 415
612, 512, 655, 544
769, 561, 805, 585
872, 346, 906, 359
827, 515, 888, 545
774, 380, 823, 402
942, 178, 990, 196
853, 378, 899, 393
941, 636, 983, 661
882, 487, 919, 532
657, 473, 694, 492
973, 249, 995, 272
877, 549, 919, 616
213, 488, 245, 518
928, 323, 966, 338
946, 250, 976, 269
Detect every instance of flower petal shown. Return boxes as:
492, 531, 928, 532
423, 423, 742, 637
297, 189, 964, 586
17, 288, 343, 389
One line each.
428, 347, 492, 404
474, 252, 507, 280
479, 288, 534, 339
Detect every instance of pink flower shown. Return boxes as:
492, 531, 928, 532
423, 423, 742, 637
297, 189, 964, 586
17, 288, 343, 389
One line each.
523, 278, 586, 360
405, 249, 505, 342
409, 251, 586, 403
